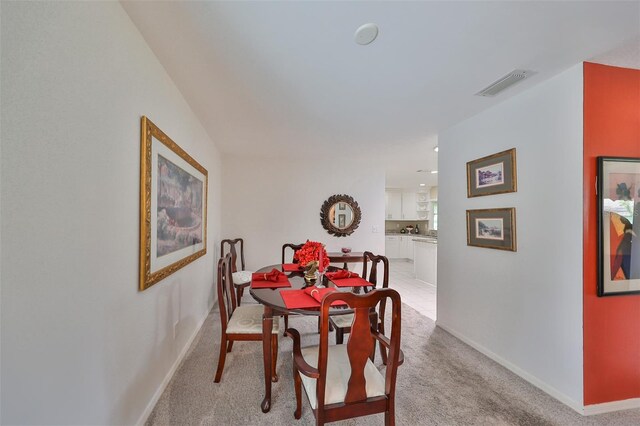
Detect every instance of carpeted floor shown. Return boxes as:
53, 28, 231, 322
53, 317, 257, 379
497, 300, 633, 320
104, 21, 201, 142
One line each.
146, 302, 640, 425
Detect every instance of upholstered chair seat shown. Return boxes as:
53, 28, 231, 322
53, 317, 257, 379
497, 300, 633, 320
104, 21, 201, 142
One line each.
299, 345, 385, 409
232, 270, 253, 285
226, 305, 279, 334
329, 313, 354, 329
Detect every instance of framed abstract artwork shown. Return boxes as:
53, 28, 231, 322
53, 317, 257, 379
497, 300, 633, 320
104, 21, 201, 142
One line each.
597, 156, 640, 296
139, 116, 208, 291
466, 208, 516, 252
467, 148, 517, 197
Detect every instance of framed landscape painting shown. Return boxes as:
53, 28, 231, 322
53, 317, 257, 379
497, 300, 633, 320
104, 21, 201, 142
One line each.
467, 148, 517, 197
597, 156, 640, 296
139, 116, 208, 291
466, 208, 516, 251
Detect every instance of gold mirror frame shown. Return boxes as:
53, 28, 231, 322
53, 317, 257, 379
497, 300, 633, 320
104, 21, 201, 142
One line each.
320, 194, 361, 237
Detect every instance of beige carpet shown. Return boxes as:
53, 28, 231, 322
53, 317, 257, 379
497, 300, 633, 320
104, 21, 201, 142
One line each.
146, 301, 640, 425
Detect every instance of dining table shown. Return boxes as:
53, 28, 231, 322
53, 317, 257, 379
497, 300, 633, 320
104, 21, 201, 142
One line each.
327, 251, 364, 270
249, 263, 372, 413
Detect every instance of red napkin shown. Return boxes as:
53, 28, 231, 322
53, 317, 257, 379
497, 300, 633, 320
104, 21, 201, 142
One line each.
304, 286, 337, 303
252, 269, 285, 281
325, 270, 371, 288
282, 263, 302, 272
325, 270, 360, 280
280, 287, 347, 309
251, 269, 291, 289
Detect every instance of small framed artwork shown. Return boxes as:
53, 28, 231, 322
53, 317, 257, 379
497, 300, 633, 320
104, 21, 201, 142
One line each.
467, 148, 517, 197
597, 156, 640, 296
139, 116, 208, 291
466, 208, 516, 251
338, 202, 346, 210
338, 214, 346, 228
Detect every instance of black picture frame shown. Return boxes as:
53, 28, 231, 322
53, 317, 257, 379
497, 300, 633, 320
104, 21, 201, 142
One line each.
597, 156, 640, 296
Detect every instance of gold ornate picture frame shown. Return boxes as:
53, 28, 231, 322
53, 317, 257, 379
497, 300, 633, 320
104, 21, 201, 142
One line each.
467, 148, 517, 197
139, 116, 208, 291
466, 208, 517, 252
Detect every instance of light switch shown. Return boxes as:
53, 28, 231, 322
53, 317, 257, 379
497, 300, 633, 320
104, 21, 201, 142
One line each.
372, 225, 379, 233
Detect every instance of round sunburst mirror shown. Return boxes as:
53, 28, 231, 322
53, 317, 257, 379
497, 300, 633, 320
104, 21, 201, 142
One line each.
320, 194, 362, 237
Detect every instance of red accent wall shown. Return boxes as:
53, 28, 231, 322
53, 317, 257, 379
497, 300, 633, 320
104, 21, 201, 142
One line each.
584, 62, 640, 405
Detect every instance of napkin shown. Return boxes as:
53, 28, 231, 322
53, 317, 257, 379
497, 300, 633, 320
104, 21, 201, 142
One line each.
282, 263, 302, 272
252, 269, 285, 282
325, 270, 360, 280
280, 287, 347, 309
303, 286, 337, 303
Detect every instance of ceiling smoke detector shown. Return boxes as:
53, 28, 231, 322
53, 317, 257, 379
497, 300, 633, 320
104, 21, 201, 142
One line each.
354, 23, 379, 45
475, 70, 533, 97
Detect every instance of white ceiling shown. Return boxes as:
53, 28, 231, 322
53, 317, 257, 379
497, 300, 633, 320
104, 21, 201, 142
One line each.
122, 1, 640, 189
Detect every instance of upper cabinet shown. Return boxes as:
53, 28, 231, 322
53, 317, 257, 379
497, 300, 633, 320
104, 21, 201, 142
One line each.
385, 191, 403, 220
386, 189, 431, 220
401, 191, 417, 220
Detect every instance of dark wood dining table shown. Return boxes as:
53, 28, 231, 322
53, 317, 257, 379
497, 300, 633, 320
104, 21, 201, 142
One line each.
327, 251, 364, 270
249, 264, 357, 413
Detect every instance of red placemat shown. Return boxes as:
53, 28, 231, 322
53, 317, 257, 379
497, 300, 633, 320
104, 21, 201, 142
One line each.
329, 277, 371, 288
251, 275, 291, 289
280, 289, 347, 309
282, 263, 302, 272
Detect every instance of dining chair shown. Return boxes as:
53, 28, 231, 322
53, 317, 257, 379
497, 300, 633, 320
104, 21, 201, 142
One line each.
329, 251, 390, 362
214, 254, 279, 383
221, 238, 252, 306
282, 242, 305, 264
285, 288, 404, 426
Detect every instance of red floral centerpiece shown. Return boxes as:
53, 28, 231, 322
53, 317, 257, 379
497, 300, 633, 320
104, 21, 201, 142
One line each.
294, 240, 329, 283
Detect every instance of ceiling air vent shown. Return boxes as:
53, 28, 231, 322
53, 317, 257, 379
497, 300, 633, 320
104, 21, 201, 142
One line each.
475, 70, 531, 97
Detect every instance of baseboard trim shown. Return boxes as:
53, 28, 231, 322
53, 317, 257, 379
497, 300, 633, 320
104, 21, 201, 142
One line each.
583, 398, 640, 415
136, 301, 214, 426
435, 321, 585, 415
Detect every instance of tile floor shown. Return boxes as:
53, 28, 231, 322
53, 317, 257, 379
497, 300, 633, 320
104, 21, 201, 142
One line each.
388, 259, 437, 320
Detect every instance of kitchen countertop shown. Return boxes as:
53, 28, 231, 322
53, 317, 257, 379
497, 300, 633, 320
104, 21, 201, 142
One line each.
385, 233, 437, 243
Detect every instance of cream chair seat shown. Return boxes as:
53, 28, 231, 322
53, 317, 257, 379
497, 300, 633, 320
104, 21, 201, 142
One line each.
226, 304, 279, 334
232, 270, 253, 285
329, 313, 354, 329
299, 344, 386, 409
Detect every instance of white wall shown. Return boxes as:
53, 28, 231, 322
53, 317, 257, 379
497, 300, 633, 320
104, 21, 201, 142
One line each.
437, 64, 584, 408
222, 155, 385, 270
1, 2, 221, 424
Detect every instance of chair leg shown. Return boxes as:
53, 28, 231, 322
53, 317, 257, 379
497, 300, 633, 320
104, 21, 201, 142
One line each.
283, 314, 289, 336
271, 334, 278, 382
293, 365, 302, 419
336, 328, 344, 344
236, 287, 244, 306
386, 398, 395, 426
214, 335, 228, 383
227, 341, 234, 353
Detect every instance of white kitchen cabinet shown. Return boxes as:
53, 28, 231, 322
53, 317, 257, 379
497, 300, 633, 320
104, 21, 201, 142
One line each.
402, 236, 415, 261
401, 191, 417, 220
385, 235, 401, 258
414, 239, 437, 285
385, 191, 402, 220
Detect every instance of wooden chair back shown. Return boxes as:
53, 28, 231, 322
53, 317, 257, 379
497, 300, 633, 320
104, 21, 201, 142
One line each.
216, 253, 237, 331
282, 243, 305, 264
319, 289, 402, 417
362, 251, 389, 291
221, 238, 245, 273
